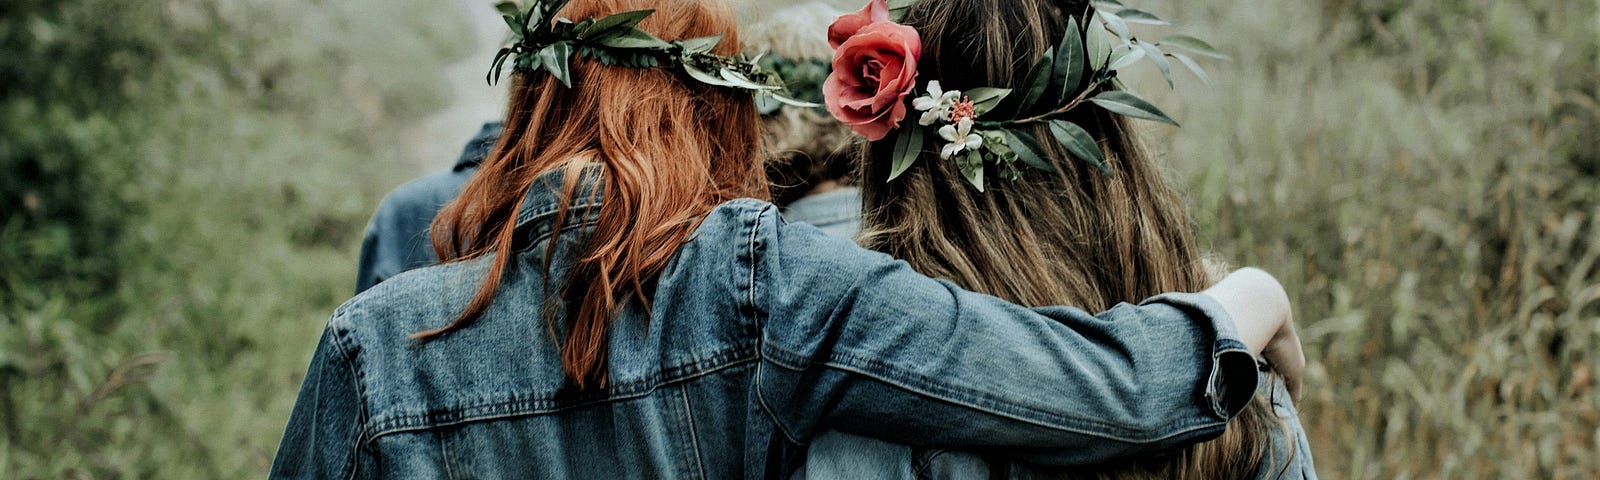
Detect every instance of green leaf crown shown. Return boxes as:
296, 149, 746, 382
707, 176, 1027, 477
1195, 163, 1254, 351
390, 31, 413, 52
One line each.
880, 0, 1228, 191
753, 55, 830, 115
488, 0, 819, 109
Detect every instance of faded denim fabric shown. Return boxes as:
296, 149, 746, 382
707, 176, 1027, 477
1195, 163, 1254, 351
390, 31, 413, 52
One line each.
271, 166, 1261, 479
800, 375, 1317, 479
779, 186, 861, 240
353, 122, 502, 294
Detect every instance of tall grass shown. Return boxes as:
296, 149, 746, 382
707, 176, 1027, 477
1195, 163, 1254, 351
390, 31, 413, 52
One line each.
1, 0, 471, 477
1144, 0, 1598, 477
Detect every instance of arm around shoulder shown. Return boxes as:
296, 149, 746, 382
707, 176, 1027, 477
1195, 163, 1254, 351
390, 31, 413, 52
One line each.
748, 209, 1261, 465
1202, 267, 1303, 398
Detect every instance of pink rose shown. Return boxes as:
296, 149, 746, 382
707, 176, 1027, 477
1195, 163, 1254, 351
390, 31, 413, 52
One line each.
827, 0, 891, 49
824, 20, 922, 141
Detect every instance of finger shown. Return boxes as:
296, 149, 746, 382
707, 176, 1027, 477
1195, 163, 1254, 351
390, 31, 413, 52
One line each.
1288, 340, 1305, 401
1264, 346, 1303, 401
1286, 364, 1302, 401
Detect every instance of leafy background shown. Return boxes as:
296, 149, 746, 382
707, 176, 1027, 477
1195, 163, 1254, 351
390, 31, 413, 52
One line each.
1, 0, 1595, 478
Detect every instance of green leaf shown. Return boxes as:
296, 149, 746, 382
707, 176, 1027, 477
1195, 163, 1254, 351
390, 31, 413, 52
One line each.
1158, 35, 1229, 60
961, 148, 985, 191
1090, 0, 1126, 11
581, 9, 654, 39
502, 15, 524, 38
553, 17, 578, 36
1002, 129, 1055, 172
767, 92, 822, 108
719, 68, 780, 91
598, 28, 671, 49
495, 2, 521, 17
755, 95, 782, 115
1169, 51, 1211, 86
1107, 44, 1145, 71
542, 0, 571, 15
487, 48, 513, 85
524, 4, 545, 32
886, 0, 915, 21
1115, 8, 1171, 25
679, 35, 724, 55
979, 130, 1012, 157
965, 87, 1012, 116
1134, 40, 1173, 88
1085, 14, 1115, 71
683, 61, 739, 87
888, 125, 925, 181
1099, 11, 1130, 41
576, 18, 597, 36
1018, 47, 1055, 112
516, 51, 541, 72
538, 42, 573, 87
1088, 91, 1179, 126
1047, 120, 1109, 174
1053, 17, 1085, 102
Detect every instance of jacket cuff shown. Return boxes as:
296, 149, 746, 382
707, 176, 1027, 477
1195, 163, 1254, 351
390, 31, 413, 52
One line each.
1140, 292, 1261, 419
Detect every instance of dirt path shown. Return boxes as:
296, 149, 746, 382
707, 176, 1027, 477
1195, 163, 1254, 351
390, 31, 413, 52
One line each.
399, 1, 508, 173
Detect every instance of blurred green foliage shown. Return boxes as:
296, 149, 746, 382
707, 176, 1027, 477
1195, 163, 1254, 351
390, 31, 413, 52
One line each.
1, 0, 1596, 478
1151, 0, 1598, 477
1, 0, 472, 477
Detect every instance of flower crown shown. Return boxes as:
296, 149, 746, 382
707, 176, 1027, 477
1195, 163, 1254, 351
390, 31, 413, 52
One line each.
488, 0, 818, 109
754, 55, 830, 115
824, 0, 1227, 190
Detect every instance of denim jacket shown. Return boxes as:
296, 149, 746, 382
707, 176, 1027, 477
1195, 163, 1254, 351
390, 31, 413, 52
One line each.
271, 166, 1260, 479
800, 374, 1316, 479
779, 186, 861, 240
354, 122, 501, 294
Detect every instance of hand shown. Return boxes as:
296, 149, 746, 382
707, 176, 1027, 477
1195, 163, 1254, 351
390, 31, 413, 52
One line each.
1259, 305, 1304, 400
1202, 267, 1305, 400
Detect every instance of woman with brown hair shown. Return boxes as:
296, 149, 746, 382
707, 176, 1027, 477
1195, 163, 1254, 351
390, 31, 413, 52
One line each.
269, 0, 1302, 477
810, 0, 1313, 477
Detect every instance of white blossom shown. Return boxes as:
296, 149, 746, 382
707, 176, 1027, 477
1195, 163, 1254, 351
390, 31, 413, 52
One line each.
938, 117, 983, 159
911, 81, 962, 126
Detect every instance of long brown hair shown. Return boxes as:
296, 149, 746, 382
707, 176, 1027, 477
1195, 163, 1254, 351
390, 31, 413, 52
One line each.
418, 0, 766, 389
856, 0, 1291, 477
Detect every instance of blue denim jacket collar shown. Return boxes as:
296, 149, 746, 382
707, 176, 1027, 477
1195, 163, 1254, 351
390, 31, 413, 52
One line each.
509, 165, 606, 250
453, 122, 505, 172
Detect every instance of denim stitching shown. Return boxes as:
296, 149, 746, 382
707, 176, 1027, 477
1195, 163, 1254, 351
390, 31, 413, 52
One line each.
744, 202, 763, 316
365, 348, 755, 433
438, 429, 458, 480
748, 268, 1227, 441
819, 354, 1222, 444
328, 310, 371, 480
758, 339, 1223, 444
363, 356, 758, 441
752, 361, 805, 444
678, 388, 707, 479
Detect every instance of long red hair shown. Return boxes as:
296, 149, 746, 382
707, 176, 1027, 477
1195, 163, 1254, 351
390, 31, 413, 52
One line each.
416, 0, 766, 389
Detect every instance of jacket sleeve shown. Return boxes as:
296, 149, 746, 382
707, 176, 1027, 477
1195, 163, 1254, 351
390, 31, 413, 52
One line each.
269, 325, 369, 479
354, 213, 386, 295
747, 206, 1259, 466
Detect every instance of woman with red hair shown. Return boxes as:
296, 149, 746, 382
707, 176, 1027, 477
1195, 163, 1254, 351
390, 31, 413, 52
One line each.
269, 0, 1301, 477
